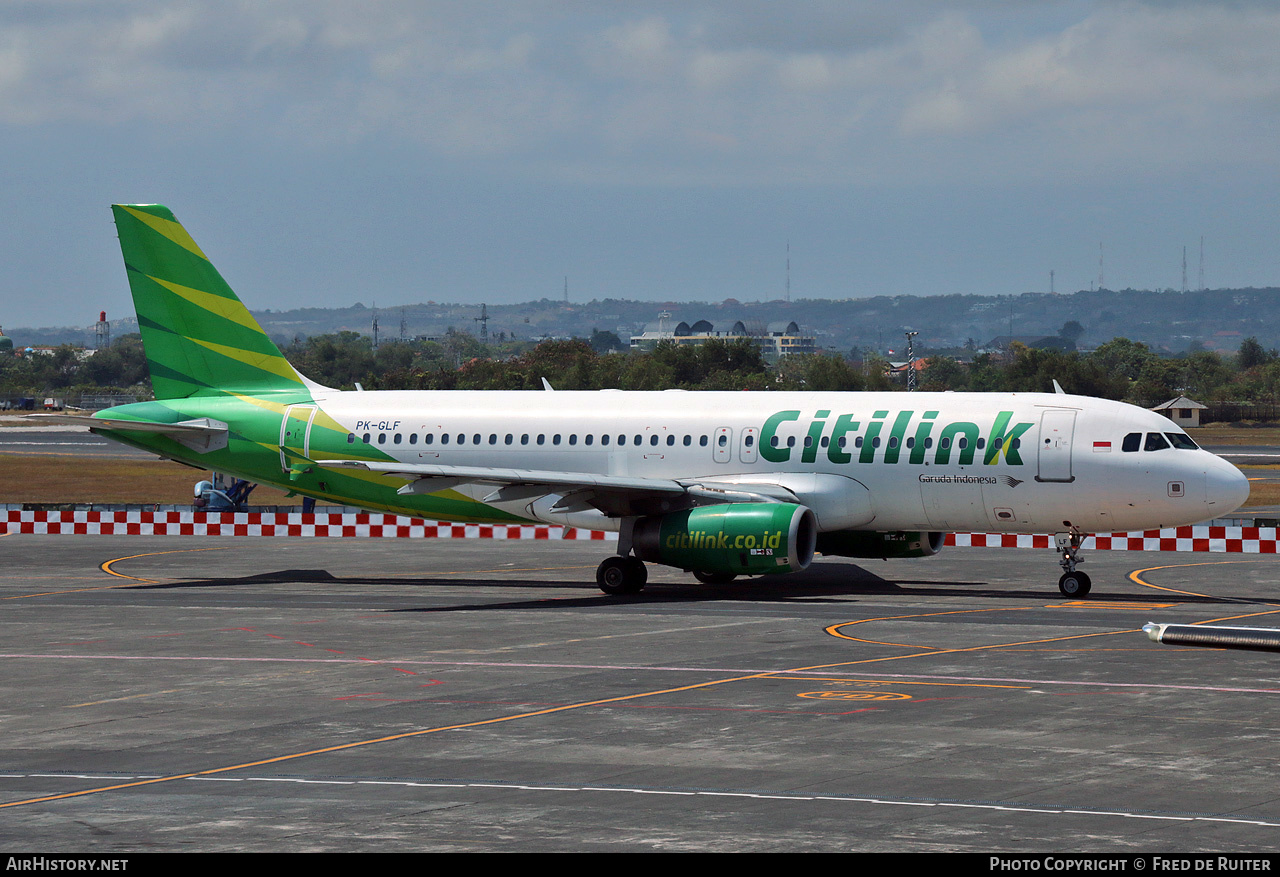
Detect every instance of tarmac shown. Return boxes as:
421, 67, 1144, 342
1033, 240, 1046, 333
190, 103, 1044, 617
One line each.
1, 533, 1279, 852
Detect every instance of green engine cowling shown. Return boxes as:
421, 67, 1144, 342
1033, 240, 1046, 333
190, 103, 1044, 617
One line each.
632, 503, 817, 576
816, 530, 946, 559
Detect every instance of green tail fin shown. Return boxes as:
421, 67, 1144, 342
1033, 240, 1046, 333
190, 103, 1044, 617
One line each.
111, 204, 311, 400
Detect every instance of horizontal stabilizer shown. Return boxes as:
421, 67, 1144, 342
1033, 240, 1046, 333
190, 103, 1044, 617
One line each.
32, 413, 228, 453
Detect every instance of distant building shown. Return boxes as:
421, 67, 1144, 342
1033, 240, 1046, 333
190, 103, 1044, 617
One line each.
1150, 396, 1208, 428
630, 312, 816, 359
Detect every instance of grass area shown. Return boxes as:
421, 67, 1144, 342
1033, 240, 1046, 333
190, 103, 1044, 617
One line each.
0, 454, 315, 505
1192, 425, 1280, 446
1241, 477, 1280, 508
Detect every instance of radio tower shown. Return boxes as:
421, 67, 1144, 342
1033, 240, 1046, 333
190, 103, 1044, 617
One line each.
371, 305, 379, 351
1181, 246, 1188, 293
474, 303, 489, 343
400, 307, 407, 342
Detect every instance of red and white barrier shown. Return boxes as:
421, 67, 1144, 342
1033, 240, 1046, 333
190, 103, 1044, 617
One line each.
0, 510, 614, 540
3, 511, 1277, 553
946, 526, 1280, 553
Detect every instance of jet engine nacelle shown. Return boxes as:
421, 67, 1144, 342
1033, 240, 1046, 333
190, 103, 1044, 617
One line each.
632, 503, 817, 576
816, 530, 946, 559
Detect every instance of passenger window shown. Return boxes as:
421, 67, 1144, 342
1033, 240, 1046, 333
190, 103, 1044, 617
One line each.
718, 434, 727, 446
1122, 433, 1141, 452
425, 433, 434, 445
666, 435, 675, 446
537, 434, 545, 445
787, 437, 795, 448
378, 433, 387, 445
505, 434, 513, 445
489, 434, 497, 445
409, 433, 417, 445
553, 434, 561, 445
584, 435, 593, 446
568, 435, 576, 446
393, 433, 402, 444
745, 435, 755, 447
362, 433, 371, 444
347, 433, 355, 444
634, 435, 642, 446
521, 434, 529, 445
1145, 432, 1170, 451
650, 435, 659, 446
700, 436, 708, 447
456, 434, 464, 445
472, 434, 481, 445
602, 435, 611, 446
887, 436, 897, 449
683, 435, 691, 446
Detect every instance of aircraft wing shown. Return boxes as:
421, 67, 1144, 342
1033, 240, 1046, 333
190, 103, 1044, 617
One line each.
315, 459, 792, 516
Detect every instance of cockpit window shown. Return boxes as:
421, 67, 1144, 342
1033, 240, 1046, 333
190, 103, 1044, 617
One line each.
1122, 432, 1141, 452
1165, 432, 1198, 450
1144, 432, 1171, 451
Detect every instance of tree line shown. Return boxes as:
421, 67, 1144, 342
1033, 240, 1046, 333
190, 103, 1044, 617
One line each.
5, 329, 1280, 411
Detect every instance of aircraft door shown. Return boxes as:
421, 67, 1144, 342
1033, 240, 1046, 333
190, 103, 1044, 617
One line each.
1037, 409, 1076, 483
713, 427, 733, 463
279, 404, 318, 473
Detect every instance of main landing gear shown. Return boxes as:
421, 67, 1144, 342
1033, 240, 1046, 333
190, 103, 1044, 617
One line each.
1055, 530, 1091, 598
596, 556, 647, 595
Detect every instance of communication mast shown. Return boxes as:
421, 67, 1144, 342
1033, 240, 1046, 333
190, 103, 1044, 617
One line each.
371, 305, 379, 351
95, 311, 110, 350
475, 303, 490, 343
905, 331, 919, 392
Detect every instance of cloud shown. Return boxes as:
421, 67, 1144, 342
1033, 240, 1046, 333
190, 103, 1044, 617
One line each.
0, 2, 1278, 183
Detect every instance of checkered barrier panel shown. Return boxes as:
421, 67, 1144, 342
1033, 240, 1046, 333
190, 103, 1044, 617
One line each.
0, 510, 617, 540
3, 512, 1272, 552
945, 526, 1280, 553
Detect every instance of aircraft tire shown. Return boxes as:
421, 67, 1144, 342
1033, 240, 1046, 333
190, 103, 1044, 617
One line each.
1058, 571, 1092, 598
693, 570, 736, 585
597, 556, 645, 595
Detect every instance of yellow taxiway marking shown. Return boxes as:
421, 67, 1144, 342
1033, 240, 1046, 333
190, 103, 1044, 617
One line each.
98, 547, 231, 585
1128, 559, 1280, 602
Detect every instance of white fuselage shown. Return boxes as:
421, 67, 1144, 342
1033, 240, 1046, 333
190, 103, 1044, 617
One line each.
311, 389, 1249, 534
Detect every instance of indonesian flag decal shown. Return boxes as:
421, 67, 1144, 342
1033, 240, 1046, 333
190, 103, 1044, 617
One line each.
1093, 441, 1112, 452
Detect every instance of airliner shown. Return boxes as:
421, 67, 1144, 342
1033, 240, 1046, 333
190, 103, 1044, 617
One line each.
63, 205, 1250, 598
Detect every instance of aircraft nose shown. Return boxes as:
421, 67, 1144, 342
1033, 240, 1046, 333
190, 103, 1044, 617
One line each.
1205, 456, 1250, 516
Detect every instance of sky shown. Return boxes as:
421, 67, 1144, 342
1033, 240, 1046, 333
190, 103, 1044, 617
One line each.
2, 0, 1280, 329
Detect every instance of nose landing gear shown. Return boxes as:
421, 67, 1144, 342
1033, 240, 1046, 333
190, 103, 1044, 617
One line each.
1055, 530, 1091, 597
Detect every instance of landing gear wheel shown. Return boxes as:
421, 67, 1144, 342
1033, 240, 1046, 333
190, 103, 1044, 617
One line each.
597, 556, 646, 595
1058, 571, 1092, 598
693, 570, 736, 585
